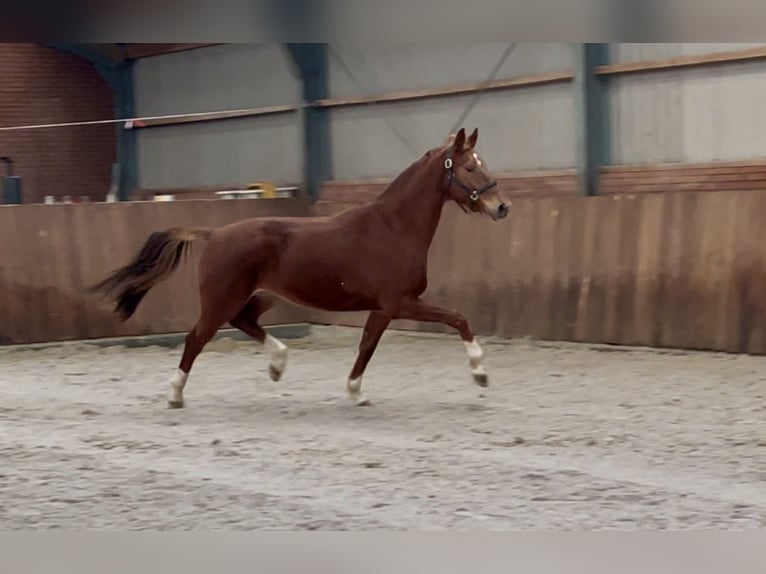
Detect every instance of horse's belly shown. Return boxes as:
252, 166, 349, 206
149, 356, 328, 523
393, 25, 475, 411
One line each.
270, 286, 377, 312
262, 274, 378, 312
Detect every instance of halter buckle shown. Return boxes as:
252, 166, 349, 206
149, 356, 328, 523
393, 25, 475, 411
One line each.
470, 190, 479, 202
444, 158, 453, 169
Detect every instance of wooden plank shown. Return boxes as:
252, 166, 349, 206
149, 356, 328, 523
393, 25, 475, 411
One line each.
495, 198, 534, 339
517, 198, 543, 339
43, 204, 85, 342
603, 177, 766, 189
79, 202, 136, 339
630, 193, 666, 346
571, 197, 598, 342
30, 207, 59, 340
579, 196, 616, 343
563, 197, 589, 342
470, 211, 511, 336
602, 159, 766, 173
0, 205, 88, 344
597, 196, 627, 345
0, 206, 24, 343
508, 185, 575, 198
124, 44, 223, 60
495, 168, 577, 179
14, 206, 47, 342
595, 46, 766, 77
319, 185, 385, 203
736, 192, 766, 353
437, 203, 465, 312
548, 196, 578, 341
721, 193, 753, 353
673, 193, 706, 349
0, 210, 11, 343
603, 166, 766, 178
528, 197, 559, 340
603, 173, 766, 185
654, 193, 685, 348
727, 199, 750, 353
439, 204, 475, 336
80, 203, 127, 340
697, 192, 735, 351
602, 182, 766, 195
601, 181, 766, 194
610, 195, 641, 345
492, 199, 520, 339
315, 71, 573, 109
646, 193, 671, 347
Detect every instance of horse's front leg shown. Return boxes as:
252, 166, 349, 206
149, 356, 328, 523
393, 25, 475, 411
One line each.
390, 298, 488, 387
347, 311, 391, 406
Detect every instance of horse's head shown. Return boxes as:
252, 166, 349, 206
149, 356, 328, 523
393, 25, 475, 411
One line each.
441, 128, 509, 221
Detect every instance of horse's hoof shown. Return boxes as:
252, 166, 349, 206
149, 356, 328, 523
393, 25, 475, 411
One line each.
348, 390, 372, 407
473, 373, 489, 387
269, 365, 283, 382
167, 399, 185, 409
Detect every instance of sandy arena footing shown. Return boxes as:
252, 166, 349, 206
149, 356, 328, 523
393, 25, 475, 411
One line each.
1, 326, 764, 529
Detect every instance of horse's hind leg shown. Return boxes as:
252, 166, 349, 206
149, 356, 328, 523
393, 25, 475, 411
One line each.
229, 293, 288, 381
168, 280, 254, 409
168, 317, 220, 408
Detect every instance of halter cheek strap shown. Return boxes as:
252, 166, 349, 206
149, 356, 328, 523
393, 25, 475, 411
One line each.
444, 149, 498, 202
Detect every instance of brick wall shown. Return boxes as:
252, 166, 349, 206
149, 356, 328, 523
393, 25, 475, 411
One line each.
0, 44, 116, 204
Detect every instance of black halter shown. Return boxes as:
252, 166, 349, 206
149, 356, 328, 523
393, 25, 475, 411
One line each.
443, 147, 498, 202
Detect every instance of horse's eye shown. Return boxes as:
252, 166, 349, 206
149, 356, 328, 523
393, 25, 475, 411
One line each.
466, 166, 475, 172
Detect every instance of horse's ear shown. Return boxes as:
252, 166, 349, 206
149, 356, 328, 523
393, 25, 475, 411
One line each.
452, 128, 466, 153
467, 127, 478, 149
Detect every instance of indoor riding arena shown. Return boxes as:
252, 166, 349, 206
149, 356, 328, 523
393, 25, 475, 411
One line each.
1, 43, 766, 530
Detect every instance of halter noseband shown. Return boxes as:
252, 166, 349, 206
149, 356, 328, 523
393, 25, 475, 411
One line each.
443, 147, 498, 203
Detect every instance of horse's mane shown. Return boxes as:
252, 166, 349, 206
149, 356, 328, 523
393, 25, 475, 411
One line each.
376, 145, 443, 200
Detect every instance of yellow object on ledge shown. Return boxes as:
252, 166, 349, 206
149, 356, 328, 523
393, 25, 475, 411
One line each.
247, 181, 277, 198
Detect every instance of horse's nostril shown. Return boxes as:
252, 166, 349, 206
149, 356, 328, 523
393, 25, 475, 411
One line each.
497, 203, 509, 218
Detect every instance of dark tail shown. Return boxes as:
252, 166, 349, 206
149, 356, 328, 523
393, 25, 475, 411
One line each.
90, 227, 211, 321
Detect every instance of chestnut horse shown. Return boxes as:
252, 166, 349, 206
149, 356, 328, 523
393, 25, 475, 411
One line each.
92, 127, 509, 408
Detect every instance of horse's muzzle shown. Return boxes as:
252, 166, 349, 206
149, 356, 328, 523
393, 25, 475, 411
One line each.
487, 201, 509, 221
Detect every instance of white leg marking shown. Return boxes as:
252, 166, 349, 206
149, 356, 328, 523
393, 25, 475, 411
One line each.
464, 338, 483, 365
265, 333, 288, 381
464, 338, 488, 387
347, 376, 371, 406
168, 368, 188, 408
347, 377, 362, 394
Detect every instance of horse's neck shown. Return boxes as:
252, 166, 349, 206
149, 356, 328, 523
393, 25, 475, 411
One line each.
374, 162, 446, 248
